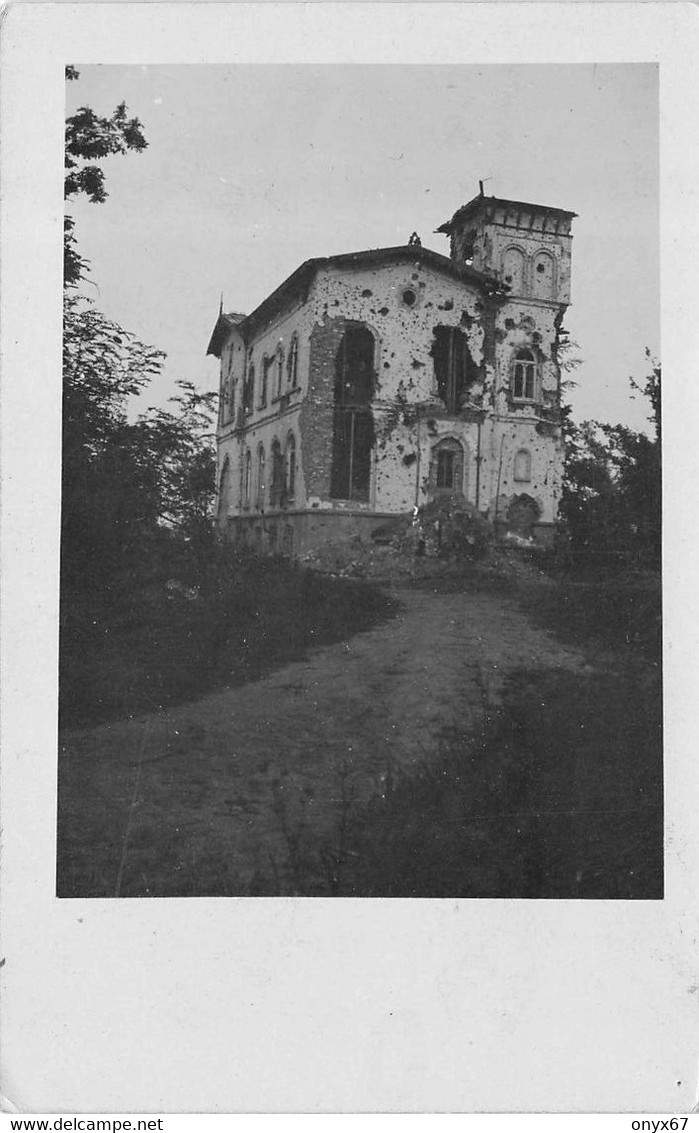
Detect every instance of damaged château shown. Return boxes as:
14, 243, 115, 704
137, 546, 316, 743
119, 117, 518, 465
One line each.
208, 189, 576, 555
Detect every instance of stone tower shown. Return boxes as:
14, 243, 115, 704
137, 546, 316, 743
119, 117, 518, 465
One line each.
436, 190, 576, 307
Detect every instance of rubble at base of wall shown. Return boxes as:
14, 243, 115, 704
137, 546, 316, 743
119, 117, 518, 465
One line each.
298, 497, 494, 580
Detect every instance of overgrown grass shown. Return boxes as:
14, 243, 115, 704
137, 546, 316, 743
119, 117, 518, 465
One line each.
263, 562, 663, 899
59, 543, 396, 728
419, 548, 662, 664
250, 661, 662, 899
58, 542, 663, 899
503, 556, 662, 666
332, 666, 661, 897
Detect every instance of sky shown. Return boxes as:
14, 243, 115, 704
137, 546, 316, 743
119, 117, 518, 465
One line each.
65, 63, 659, 431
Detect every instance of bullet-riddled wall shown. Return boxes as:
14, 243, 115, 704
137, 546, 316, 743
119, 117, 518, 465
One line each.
213, 215, 572, 551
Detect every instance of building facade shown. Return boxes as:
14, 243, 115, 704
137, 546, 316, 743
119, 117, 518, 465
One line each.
209, 192, 576, 556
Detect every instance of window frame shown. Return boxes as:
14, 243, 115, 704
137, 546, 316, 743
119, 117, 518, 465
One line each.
276, 346, 285, 399
244, 363, 255, 415
285, 432, 296, 502
511, 348, 538, 403
287, 334, 299, 390
256, 444, 266, 509
430, 437, 465, 496
243, 448, 252, 508
260, 355, 269, 408
436, 449, 456, 490
330, 325, 376, 502
270, 438, 284, 509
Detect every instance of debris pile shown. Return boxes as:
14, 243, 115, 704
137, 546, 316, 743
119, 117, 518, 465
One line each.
299, 497, 494, 580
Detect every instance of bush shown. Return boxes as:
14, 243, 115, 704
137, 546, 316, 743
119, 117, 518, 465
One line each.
414, 498, 493, 561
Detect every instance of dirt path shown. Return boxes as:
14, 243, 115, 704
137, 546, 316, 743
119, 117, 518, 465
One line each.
58, 583, 588, 896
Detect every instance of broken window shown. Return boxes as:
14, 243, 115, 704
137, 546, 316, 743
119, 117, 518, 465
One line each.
512, 349, 537, 401
514, 449, 532, 482
432, 327, 476, 414
285, 433, 296, 501
260, 356, 270, 407
330, 326, 375, 502
430, 438, 465, 496
287, 334, 299, 389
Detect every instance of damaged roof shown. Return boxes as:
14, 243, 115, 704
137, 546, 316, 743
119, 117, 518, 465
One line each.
206, 244, 503, 356
206, 310, 247, 357
437, 193, 578, 235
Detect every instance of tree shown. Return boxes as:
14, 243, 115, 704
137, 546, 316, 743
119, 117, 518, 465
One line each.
64, 67, 148, 287
61, 295, 167, 589
134, 383, 218, 537
61, 71, 218, 593
559, 356, 661, 568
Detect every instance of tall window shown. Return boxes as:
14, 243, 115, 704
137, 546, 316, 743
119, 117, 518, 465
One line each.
330, 326, 375, 502
437, 450, 455, 489
220, 345, 237, 425
287, 334, 299, 389
226, 369, 235, 421
285, 433, 296, 501
432, 326, 476, 414
256, 445, 266, 509
260, 355, 269, 407
512, 349, 537, 401
276, 346, 284, 398
243, 364, 254, 415
243, 448, 251, 506
270, 439, 284, 508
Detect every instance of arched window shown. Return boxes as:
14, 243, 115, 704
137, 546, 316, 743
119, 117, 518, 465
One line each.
276, 346, 284, 398
285, 433, 296, 502
287, 334, 299, 390
330, 325, 375, 501
512, 349, 537, 401
244, 364, 255, 415
514, 449, 532, 482
226, 368, 235, 422
270, 438, 284, 508
243, 448, 252, 507
502, 246, 526, 295
532, 251, 555, 300
220, 346, 235, 425
256, 445, 266, 509
260, 355, 269, 408
430, 437, 466, 496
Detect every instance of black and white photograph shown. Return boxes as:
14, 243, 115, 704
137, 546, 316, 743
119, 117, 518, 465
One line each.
2, 2, 696, 1116
56, 61, 662, 899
